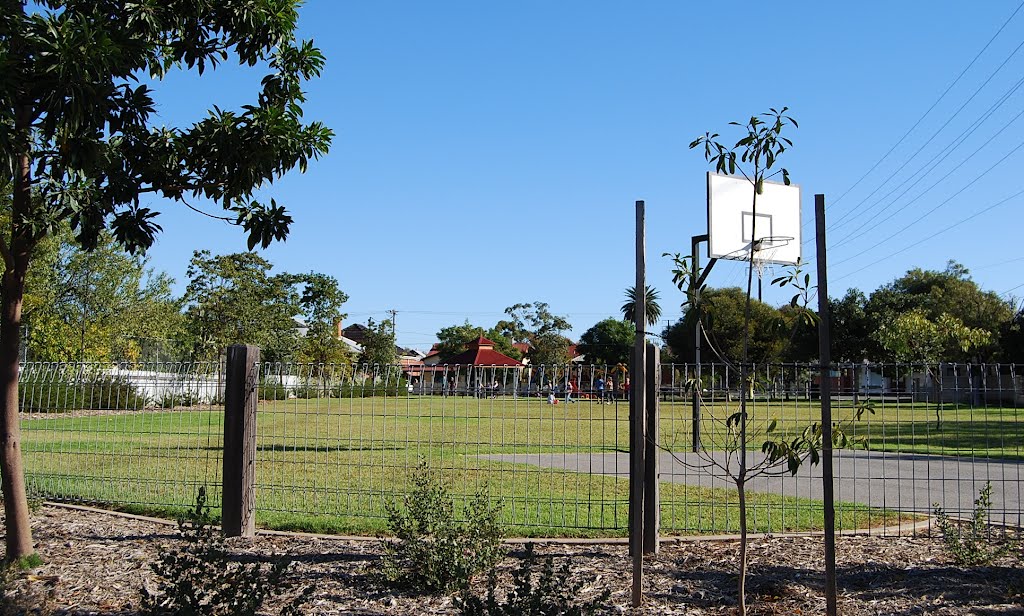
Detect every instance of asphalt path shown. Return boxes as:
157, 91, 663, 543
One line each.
480, 450, 1024, 522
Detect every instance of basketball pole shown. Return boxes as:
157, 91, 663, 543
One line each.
814, 193, 838, 616
690, 233, 716, 452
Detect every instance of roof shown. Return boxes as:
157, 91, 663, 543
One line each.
442, 337, 523, 367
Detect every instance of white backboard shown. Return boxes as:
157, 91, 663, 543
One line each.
707, 172, 802, 265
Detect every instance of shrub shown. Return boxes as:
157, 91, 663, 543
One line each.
19, 375, 147, 412
140, 487, 311, 615
457, 543, 611, 616
157, 389, 200, 409
381, 460, 505, 594
257, 380, 290, 401
934, 481, 1014, 566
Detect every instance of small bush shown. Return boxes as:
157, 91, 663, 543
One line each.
457, 543, 611, 616
257, 380, 290, 401
381, 460, 505, 594
157, 390, 200, 409
934, 481, 1014, 566
20, 375, 147, 412
140, 487, 311, 615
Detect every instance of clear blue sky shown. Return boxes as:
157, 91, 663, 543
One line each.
141, 1, 1024, 351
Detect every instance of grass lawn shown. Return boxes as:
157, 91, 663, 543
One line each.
662, 397, 1024, 460
21, 393, 987, 536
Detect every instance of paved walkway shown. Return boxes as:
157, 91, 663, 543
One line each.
480, 450, 1023, 522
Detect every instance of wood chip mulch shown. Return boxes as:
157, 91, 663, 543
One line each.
3, 504, 1023, 615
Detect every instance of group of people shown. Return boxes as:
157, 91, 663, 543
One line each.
546, 376, 630, 405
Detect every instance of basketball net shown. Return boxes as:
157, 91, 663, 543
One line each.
749, 236, 792, 280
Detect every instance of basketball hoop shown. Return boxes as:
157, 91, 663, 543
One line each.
749, 236, 793, 279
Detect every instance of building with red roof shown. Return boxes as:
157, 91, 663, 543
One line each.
443, 336, 524, 367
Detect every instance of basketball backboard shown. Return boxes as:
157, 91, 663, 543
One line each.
706, 172, 802, 265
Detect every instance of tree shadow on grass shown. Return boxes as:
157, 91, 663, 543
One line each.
255, 443, 406, 453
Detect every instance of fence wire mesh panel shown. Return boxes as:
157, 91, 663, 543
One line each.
252, 363, 630, 534
14, 359, 1024, 537
20, 362, 225, 512
660, 362, 1023, 535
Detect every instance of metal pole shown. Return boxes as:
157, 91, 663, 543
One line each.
690, 234, 705, 452
631, 200, 647, 608
815, 194, 838, 616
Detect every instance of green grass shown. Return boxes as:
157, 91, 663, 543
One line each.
24, 394, 986, 535
662, 398, 1024, 460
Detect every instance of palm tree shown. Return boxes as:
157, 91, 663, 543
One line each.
621, 285, 661, 327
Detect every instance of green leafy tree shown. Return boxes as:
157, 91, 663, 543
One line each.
1001, 305, 1024, 364
621, 285, 661, 327
688, 108, 813, 616
576, 318, 633, 366
183, 251, 302, 362
875, 309, 991, 426
0, 1, 331, 560
359, 318, 397, 366
662, 287, 786, 365
435, 320, 521, 361
294, 272, 351, 368
829, 289, 872, 362
496, 302, 572, 366
866, 261, 1012, 361
20, 225, 182, 363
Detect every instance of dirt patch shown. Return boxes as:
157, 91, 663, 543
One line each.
4, 504, 1022, 614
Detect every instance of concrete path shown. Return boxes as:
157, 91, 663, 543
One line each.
480, 450, 1023, 522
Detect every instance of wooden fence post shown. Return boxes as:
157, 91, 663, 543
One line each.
223, 344, 259, 538
643, 342, 660, 554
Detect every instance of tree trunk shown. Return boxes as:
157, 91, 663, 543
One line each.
737, 478, 748, 616
1, 149, 35, 561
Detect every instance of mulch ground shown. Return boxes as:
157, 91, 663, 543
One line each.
3, 504, 1023, 615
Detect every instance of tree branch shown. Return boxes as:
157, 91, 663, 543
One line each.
181, 198, 235, 223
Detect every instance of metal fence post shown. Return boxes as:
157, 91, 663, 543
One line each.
643, 342, 660, 553
223, 344, 259, 538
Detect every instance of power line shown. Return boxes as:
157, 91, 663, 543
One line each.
831, 186, 1024, 282
1001, 282, 1024, 297
825, 35, 1024, 237
830, 100, 1024, 251
818, 0, 1024, 221
824, 73, 1024, 248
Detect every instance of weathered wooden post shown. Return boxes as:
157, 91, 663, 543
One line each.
643, 341, 660, 554
223, 344, 259, 538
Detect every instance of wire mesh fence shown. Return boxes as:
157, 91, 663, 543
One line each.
18, 360, 1024, 536
21, 361, 225, 512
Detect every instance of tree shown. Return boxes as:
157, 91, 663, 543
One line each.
662, 287, 786, 365
435, 320, 521, 361
875, 309, 990, 426
19, 224, 182, 363
183, 251, 301, 363
866, 261, 1012, 361
496, 302, 572, 366
359, 318, 397, 367
621, 285, 661, 327
829, 289, 872, 363
294, 272, 351, 368
0, 1, 331, 560
576, 318, 633, 366
1000, 305, 1024, 364
688, 108, 827, 616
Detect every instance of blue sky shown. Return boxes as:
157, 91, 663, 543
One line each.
141, 1, 1024, 351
